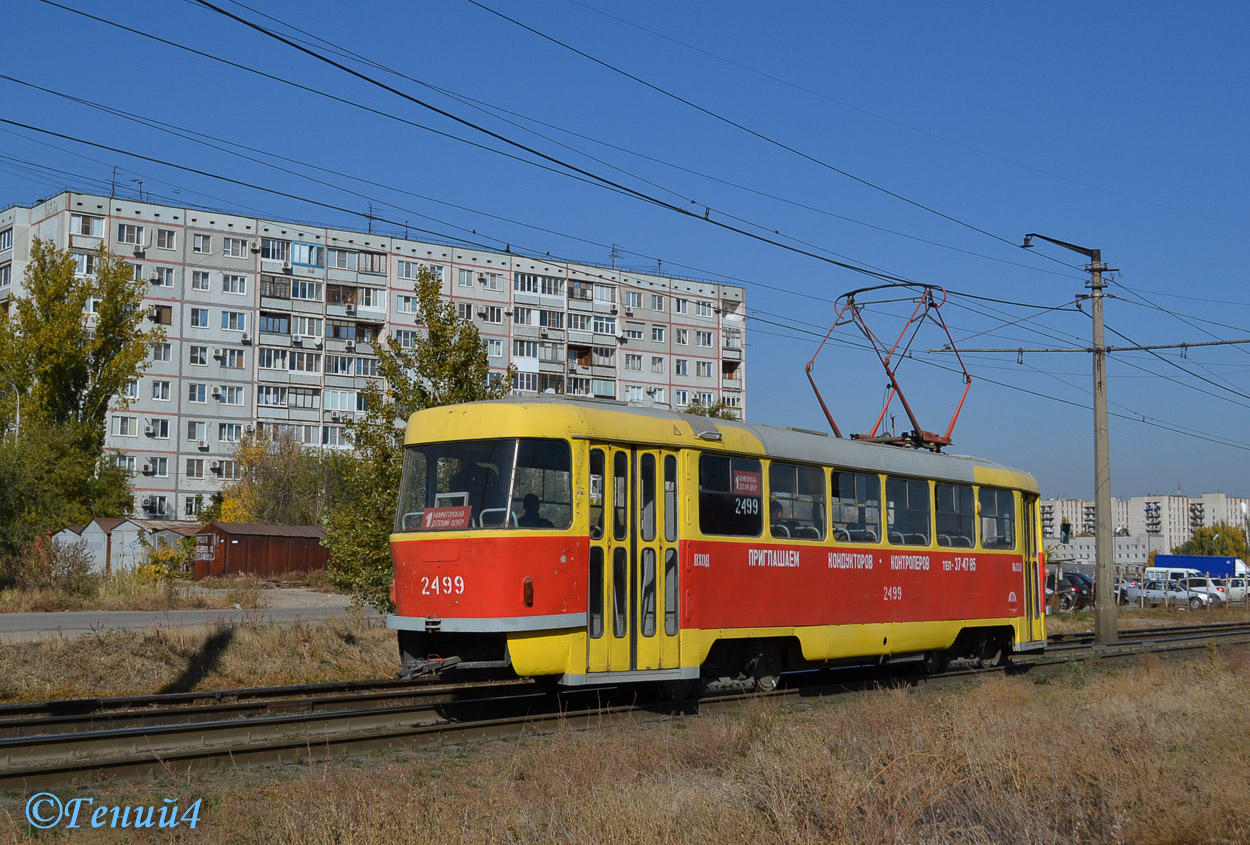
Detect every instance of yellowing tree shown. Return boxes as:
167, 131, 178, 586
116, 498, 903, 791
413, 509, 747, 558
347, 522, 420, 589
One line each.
212, 427, 349, 525
1173, 523, 1248, 559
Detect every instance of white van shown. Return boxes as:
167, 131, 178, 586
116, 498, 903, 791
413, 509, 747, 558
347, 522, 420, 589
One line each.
1145, 566, 1203, 584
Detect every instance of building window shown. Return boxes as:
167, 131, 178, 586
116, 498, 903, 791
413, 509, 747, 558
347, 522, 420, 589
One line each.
328, 248, 357, 270
651, 326, 665, 342
260, 275, 290, 298
188, 383, 207, 403
72, 252, 97, 275
258, 385, 286, 407
623, 385, 642, 402
190, 308, 209, 328
624, 354, 642, 371
398, 295, 418, 313
323, 426, 349, 447
258, 347, 288, 369
70, 215, 102, 237
121, 380, 138, 399
0, 265, 9, 288
223, 274, 247, 294
192, 234, 211, 254
355, 357, 377, 377
481, 306, 502, 324
291, 279, 322, 301
696, 361, 713, 378
651, 356, 665, 374
223, 349, 244, 368
151, 305, 172, 326
325, 355, 353, 375
674, 359, 688, 376
117, 224, 145, 245
675, 298, 689, 315
292, 315, 322, 337
676, 329, 688, 345
358, 287, 381, 308
291, 243, 324, 266
114, 416, 138, 437
148, 418, 170, 439
289, 351, 321, 373
151, 341, 171, 362
289, 387, 320, 408
186, 459, 205, 479
360, 252, 386, 274
457, 268, 473, 287
260, 238, 288, 261
221, 311, 247, 332
221, 460, 240, 480
651, 294, 664, 311
151, 380, 170, 401
327, 284, 357, 305
148, 457, 168, 478
513, 372, 539, 392
130, 263, 144, 282
696, 301, 713, 317
156, 229, 176, 250
675, 389, 688, 406
259, 312, 289, 334
219, 423, 243, 443
592, 346, 616, 367
191, 271, 210, 291
222, 385, 244, 405
223, 237, 247, 258
515, 273, 564, 296
152, 266, 174, 287
592, 315, 616, 334
696, 330, 713, 347
486, 338, 503, 358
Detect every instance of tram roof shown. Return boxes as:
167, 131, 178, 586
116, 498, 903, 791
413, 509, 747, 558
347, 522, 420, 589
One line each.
405, 397, 1038, 493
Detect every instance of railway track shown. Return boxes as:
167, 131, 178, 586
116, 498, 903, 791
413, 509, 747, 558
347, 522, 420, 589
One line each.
3, 620, 1250, 791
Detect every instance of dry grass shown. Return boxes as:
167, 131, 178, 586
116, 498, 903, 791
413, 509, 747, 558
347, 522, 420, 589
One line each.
6, 648, 1250, 843
0, 613, 393, 701
0, 572, 268, 614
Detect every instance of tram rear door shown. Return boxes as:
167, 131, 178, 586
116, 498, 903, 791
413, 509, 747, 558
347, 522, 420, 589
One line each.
586, 445, 681, 674
1021, 494, 1045, 645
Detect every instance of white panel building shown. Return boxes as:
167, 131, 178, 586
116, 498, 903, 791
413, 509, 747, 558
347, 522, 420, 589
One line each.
0, 191, 747, 520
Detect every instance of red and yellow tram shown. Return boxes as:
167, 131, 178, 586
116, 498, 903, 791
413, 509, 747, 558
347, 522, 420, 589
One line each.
388, 398, 1045, 691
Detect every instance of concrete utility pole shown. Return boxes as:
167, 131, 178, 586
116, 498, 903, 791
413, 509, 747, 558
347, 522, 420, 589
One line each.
1024, 233, 1116, 645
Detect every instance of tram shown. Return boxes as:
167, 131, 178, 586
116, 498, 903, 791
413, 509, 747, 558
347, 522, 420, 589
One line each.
387, 397, 1045, 692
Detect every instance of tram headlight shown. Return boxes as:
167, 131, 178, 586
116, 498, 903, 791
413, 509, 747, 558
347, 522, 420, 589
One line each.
523, 576, 534, 608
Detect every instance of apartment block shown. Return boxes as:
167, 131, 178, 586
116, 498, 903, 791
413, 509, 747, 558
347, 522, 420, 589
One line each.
1041, 492, 1250, 554
0, 191, 747, 520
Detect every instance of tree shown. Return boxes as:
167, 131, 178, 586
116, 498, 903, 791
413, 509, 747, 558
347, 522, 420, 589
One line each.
213, 428, 351, 525
0, 239, 161, 448
685, 397, 739, 420
324, 267, 513, 610
0, 424, 131, 561
1172, 523, 1248, 559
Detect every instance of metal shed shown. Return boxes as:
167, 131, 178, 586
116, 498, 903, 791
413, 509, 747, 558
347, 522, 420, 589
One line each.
193, 523, 329, 580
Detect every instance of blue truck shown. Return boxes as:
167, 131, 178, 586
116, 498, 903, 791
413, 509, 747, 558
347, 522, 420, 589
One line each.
1152, 554, 1247, 578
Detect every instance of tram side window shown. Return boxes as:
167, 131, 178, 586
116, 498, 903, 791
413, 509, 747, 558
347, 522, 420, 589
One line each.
589, 449, 605, 540
886, 477, 931, 546
830, 470, 881, 543
698, 454, 763, 536
394, 449, 428, 532
980, 487, 1017, 549
935, 483, 975, 548
769, 462, 825, 540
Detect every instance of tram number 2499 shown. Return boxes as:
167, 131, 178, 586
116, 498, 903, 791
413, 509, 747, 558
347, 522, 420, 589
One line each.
421, 575, 466, 596
734, 497, 760, 516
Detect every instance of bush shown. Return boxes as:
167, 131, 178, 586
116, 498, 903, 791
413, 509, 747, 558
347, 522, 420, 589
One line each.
0, 537, 97, 596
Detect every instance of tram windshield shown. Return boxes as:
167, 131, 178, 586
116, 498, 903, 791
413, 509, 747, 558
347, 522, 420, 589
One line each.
394, 438, 573, 533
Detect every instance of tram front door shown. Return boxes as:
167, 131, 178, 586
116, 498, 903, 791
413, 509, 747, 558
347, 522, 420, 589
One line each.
586, 445, 681, 674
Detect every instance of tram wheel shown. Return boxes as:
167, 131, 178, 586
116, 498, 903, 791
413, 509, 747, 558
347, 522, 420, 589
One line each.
753, 649, 782, 692
922, 650, 950, 675
657, 679, 699, 701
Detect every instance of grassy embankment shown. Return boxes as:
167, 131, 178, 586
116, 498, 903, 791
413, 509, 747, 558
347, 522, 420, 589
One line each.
2, 640, 1247, 843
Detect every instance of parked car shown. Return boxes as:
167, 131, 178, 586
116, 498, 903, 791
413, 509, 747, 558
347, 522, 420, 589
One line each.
1046, 572, 1090, 610
1120, 579, 1211, 609
1214, 577, 1247, 603
1177, 576, 1226, 607
1113, 576, 1141, 604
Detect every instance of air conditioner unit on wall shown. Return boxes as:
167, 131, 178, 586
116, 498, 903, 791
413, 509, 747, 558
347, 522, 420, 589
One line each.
210, 460, 222, 471
345, 340, 356, 350
213, 347, 224, 358
197, 440, 208, 450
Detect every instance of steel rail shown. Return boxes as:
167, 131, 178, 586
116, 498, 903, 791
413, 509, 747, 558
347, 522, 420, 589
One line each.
3, 622, 1250, 791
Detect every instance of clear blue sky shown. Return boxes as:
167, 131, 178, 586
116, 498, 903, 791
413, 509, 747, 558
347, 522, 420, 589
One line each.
3, 0, 1248, 499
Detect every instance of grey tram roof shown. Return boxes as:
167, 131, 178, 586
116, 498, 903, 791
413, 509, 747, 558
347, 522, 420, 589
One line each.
436, 397, 1038, 491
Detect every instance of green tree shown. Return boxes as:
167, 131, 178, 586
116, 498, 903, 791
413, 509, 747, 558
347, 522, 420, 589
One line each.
0, 239, 161, 448
1172, 523, 1248, 559
0, 425, 131, 563
324, 267, 513, 610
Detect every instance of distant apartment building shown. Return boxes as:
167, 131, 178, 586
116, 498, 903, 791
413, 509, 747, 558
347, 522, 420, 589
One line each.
1041, 492, 1250, 555
0, 191, 747, 520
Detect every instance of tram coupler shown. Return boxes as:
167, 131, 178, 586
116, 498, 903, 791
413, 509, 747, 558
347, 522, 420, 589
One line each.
397, 654, 462, 679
